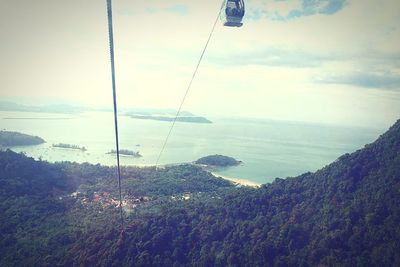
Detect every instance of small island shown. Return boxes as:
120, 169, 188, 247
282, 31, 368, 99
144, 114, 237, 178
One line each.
0, 131, 45, 147
195, 154, 242, 167
107, 149, 142, 157
52, 143, 87, 151
130, 115, 212, 124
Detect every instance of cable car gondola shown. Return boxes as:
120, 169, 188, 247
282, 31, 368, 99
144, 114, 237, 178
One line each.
222, 0, 245, 27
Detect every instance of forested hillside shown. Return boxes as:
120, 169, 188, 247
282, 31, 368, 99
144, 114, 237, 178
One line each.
1, 120, 399, 266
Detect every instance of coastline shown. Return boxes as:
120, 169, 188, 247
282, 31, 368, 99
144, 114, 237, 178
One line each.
211, 172, 261, 188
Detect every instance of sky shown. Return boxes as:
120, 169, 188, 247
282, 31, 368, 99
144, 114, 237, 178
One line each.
0, 0, 399, 127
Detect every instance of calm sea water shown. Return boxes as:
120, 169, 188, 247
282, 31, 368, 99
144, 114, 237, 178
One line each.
1, 111, 383, 184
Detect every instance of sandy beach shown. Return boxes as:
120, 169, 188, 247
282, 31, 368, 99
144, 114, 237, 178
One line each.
211, 172, 261, 188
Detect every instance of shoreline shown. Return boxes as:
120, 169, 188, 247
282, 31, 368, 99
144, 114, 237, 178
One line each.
211, 172, 261, 188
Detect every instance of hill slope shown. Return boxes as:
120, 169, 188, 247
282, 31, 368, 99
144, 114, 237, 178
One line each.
69, 120, 400, 266
0, 120, 399, 266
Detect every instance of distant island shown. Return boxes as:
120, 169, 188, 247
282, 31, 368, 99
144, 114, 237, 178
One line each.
195, 154, 242, 167
123, 108, 194, 117
0, 101, 87, 114
129, 115, 212, 124
0, 101, 208, 123
0, 131, 45, 147
107, 149, 142, 157
52, 143, 87, 151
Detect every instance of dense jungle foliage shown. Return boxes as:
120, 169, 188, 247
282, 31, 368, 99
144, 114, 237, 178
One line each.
1, 120, 400, 266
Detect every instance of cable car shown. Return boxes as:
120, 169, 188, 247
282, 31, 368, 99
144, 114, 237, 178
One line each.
223, 0, 245, 27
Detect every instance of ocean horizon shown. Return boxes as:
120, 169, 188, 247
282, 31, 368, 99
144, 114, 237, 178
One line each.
1, 110, 383, 184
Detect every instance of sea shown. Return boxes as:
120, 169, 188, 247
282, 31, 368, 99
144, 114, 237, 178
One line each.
0, 111, 384, 184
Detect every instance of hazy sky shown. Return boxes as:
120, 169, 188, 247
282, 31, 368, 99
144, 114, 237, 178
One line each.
0, 0, 399, 127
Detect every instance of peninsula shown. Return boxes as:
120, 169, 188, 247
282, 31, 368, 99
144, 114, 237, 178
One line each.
0, 131, 45, 147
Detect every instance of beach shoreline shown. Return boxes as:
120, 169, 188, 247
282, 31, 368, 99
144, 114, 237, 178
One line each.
211, 172, 261, 188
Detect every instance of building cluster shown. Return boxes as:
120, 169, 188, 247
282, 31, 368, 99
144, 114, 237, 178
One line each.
69, 190, 151, 210
171, 191, 192, 201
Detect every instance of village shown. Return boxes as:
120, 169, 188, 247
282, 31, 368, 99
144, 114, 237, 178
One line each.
69, 190, 151, 211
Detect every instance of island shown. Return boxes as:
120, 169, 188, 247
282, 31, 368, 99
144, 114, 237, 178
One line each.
195, 154, 242, 167
107, 149, 142, 157
0, 100, 87, 114
0, 130, 45, 146
129, 115, 212, 124
52, 143, 87, 151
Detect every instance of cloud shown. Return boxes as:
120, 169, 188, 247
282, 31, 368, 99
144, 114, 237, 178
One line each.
208, 47, 337, 68
143, 4, 189, 16
246, 0, 348, 21
1, 0, 399, 127
314, 72, 400, 90
164, 4, 189, 16
312, 49, 400, 90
